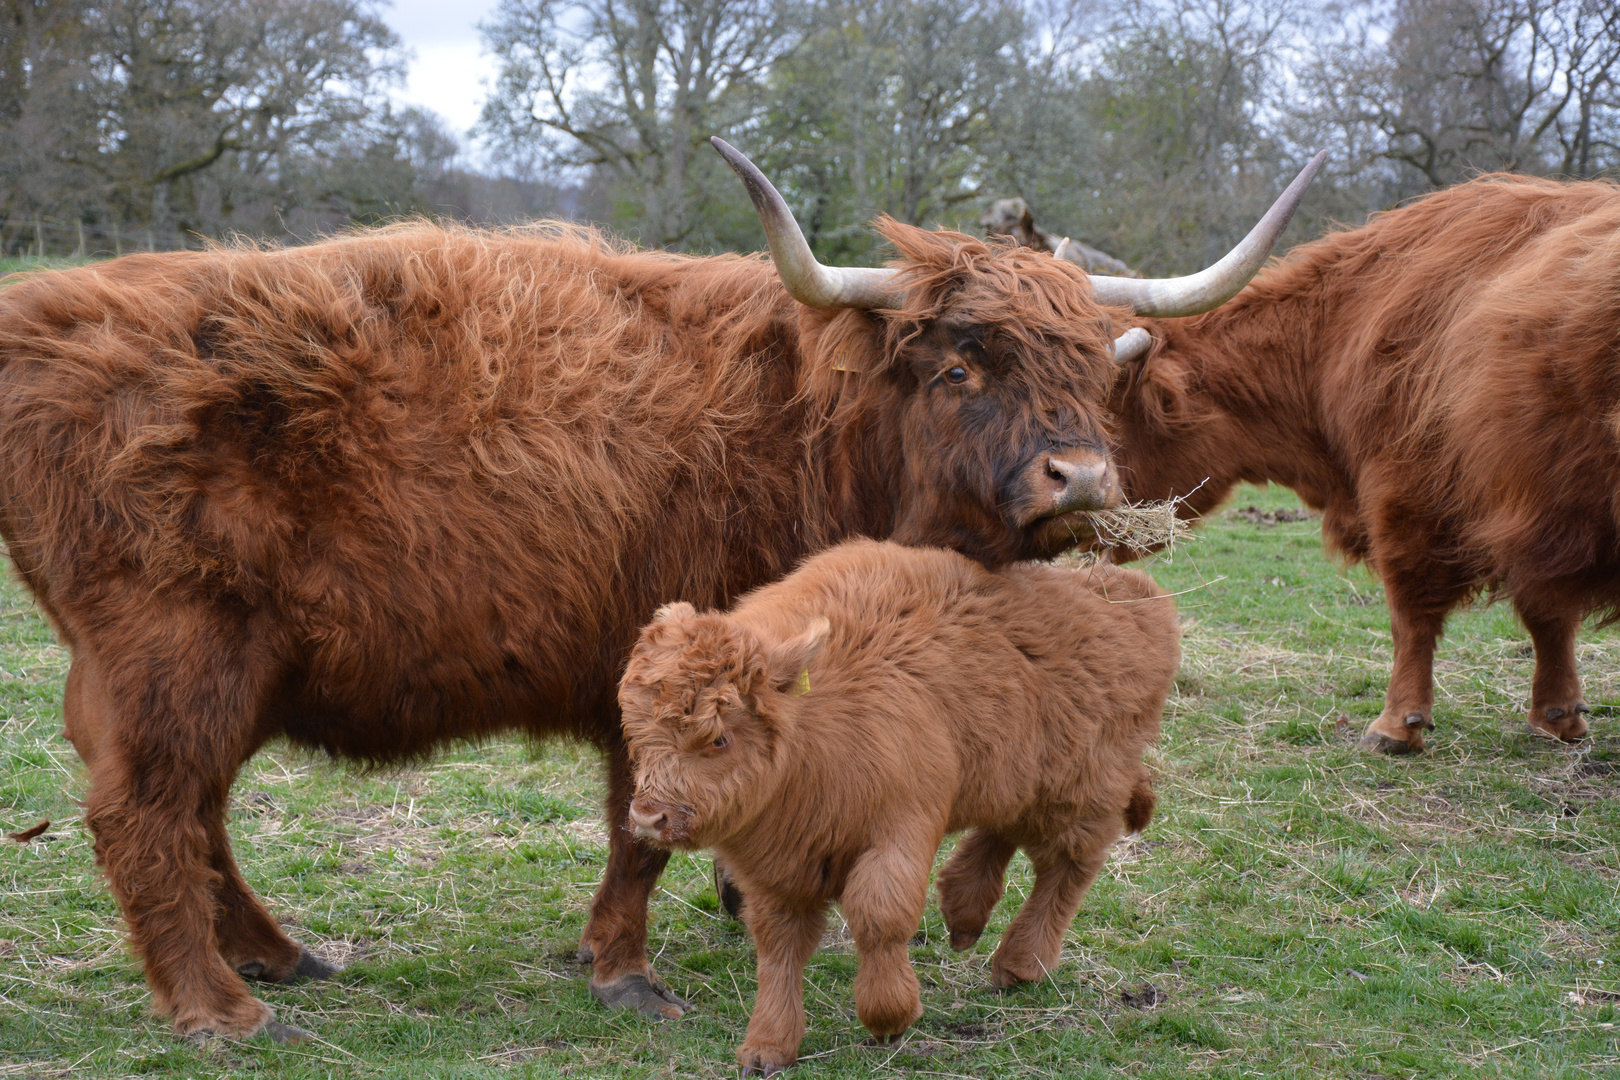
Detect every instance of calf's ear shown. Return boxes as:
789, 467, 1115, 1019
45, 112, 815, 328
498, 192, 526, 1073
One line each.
767, 617, 831, 694
653, 601, 698, 623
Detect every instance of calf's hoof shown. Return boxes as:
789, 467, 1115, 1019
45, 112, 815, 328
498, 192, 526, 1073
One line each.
176, 997, 276, 1043
591, 972, 691, 1019
947, 929, 982, 952
1530, 703, 1590, 742
990, 946, 1059, 988
1357, 712, 1430, 755
737, 1040, 796, 1076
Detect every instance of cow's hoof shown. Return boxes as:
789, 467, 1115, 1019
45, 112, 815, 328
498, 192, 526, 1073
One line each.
576, 943, 595, 964
293, 947, 340, 982
714, 859, 746, 921
591, 973, 691, 1019
263, 1021, 315, 1045
1357, 731, 1421, 755
1530, 703, 1590, 742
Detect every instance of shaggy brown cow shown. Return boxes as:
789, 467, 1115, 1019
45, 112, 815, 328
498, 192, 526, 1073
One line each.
620, 539, 1177, 1074
0, 140, 1307, 1042
1107, 173, 1620, 754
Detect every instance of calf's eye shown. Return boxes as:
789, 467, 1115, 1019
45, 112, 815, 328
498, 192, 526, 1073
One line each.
945, 366, 968, 385
712, 735, 730, 749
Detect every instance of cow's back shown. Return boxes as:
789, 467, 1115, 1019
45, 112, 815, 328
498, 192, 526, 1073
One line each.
0, 225, 813, 756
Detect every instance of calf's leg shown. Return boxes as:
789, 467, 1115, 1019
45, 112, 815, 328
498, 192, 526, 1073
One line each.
1516, 598, 1590, 742
737, 895, 827, 1075
579, 738, 689, 1018
210, 819, 337, 984
842, 841, 934, 1040
991, 822, 1116, 988
936, 829, 1018, 951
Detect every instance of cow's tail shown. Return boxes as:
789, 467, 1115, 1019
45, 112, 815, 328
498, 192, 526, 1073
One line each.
1123, 773, 1156, 835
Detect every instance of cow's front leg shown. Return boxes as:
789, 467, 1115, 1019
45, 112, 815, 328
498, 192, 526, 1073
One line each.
580, 741, 689, 1018
1359, 576, 1460, 755
1517, 598, 1590, 742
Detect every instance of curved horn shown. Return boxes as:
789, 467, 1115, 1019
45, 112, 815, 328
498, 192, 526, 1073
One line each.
1112, 326, 1153, 364
711, 137, 903, 310
1089, 151, 1327, 317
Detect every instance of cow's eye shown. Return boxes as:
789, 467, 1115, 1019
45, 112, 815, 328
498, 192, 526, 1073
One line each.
711, 735, 730, 750
945, 366, 969, 385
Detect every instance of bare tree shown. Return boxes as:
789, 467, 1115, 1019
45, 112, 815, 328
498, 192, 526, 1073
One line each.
479, 0, 791, 249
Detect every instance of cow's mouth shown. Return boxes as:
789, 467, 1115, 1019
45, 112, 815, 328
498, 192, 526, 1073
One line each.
1029, 508, 1104, 554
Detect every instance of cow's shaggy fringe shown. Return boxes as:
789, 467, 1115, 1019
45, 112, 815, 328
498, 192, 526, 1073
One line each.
1112, 172, 1620, 752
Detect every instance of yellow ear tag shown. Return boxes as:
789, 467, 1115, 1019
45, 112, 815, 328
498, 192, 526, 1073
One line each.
791, 668, 811, 697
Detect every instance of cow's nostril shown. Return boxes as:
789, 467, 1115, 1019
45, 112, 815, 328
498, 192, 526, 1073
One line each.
1046, 460, 1067, 485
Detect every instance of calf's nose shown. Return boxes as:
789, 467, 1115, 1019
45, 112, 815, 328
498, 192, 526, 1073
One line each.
1041, 451, 1121, 514
628, 799, 667, 840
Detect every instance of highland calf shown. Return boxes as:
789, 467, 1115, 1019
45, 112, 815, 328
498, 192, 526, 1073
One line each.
619, 539, 1178, 1074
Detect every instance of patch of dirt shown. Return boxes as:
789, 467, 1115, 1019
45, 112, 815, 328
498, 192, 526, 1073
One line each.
1121, 983, 1167, 1009
1567, 988, 1620, 1006
1225, 505, 1317, 525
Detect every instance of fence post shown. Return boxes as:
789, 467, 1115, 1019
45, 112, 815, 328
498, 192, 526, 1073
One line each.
75, 221, 85, 258
34, 221, 44, 259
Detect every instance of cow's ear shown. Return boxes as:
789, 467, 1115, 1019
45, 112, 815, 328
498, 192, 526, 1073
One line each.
653, 601, 697, 623
767, 618, 831, 695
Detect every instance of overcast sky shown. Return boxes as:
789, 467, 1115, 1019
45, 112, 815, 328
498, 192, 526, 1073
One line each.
384, 0, 506, 144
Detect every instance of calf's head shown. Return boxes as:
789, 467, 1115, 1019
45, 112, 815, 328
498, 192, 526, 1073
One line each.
618, 602, 829, 849
713, 139, 1324, 566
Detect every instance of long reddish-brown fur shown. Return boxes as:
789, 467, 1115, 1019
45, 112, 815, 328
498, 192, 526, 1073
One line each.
1110, 173, 1620, 753
620, 539, 1178, 1073
0, 218, 1128, 1038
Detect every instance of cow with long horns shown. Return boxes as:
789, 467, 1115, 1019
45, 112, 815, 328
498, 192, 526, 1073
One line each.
0, 138, 1317, 1041
1105, 173, 1620, 754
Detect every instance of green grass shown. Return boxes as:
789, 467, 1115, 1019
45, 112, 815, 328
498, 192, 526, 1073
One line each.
3, 483, 1618, 1078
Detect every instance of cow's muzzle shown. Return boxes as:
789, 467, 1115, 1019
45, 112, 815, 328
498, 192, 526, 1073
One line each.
1025, 447, 1121, 520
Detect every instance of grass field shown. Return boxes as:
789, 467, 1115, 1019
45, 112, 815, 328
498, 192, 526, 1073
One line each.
2, 483, 1617, 1078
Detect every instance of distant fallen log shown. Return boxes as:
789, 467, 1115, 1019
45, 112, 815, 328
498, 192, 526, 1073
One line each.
978, 197, 1141, 278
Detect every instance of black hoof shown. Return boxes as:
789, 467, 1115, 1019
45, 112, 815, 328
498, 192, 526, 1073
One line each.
1576, 703, 1591, 714
1547, 707, 1567, 721
577, 943, 595, 964
1358, 731, 1421, 755
714, 859, 746, 921
591, 973, 692, 1019
293, 947, 339, 982
263, 1021, 314, 1045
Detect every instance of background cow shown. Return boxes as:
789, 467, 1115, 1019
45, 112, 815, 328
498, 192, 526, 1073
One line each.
1107, 173, 1620, 754
620, 540, 1176, 1075
0, 139, 1310, 1041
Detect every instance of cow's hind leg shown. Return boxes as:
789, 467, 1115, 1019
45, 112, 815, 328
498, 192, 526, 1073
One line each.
579, 739, 689, 1018
1516, 597, 1590, 742
82, 616, 299, 1041
210, 821, 338, 984
990, 820, 1118, 988
936, 829, 1018, 951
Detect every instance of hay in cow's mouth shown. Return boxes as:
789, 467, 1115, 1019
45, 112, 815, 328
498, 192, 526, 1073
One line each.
1054, 497, 1193, 558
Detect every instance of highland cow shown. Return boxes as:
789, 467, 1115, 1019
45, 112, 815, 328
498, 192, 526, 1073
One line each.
620, 539, 1177, 1074
1106, 173, 1620, 754
0, 138, 1308, 1041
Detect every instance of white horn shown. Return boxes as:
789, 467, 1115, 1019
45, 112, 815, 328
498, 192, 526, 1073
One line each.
712, 137, 903, 310
1112, 327, 1152, 363
1089, 151, 1327, 317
